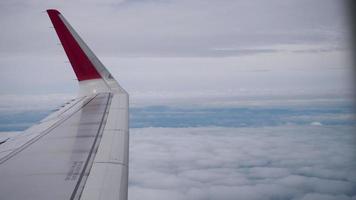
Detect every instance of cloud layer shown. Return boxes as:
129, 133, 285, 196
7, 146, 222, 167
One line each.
0, 92, 355, 200
0, 0, 352, 99
129, 126, 356, 200
0, 0, 349, 56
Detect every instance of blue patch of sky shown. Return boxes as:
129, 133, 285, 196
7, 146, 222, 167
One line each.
1, 104, 355, 131
130, 105, 356, 128
0, 110, 52, 131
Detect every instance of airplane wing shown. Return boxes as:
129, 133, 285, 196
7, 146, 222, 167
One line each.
0, 9, 129, 200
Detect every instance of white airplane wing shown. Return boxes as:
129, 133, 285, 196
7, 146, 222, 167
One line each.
0, 9, 129, 200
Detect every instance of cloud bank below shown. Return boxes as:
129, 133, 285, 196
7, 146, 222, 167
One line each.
129, 126, 356, 200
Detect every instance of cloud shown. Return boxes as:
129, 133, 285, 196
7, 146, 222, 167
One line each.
0, 0, 349, 57
0, 93, 76, 131
104, 52, 353, 106
0, 93, 75, 112
301, 193, 352, 200
0, 0, 352, 98
0, 89, 355, 199
310, 121, 323, 126
1, 50, 353, 99
128, 126, 356, 200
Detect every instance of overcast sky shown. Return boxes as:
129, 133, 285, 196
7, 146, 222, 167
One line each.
0, 0, 349, 56
0, 0, 353, 105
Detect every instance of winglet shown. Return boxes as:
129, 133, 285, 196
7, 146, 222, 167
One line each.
47, 9, 102, 81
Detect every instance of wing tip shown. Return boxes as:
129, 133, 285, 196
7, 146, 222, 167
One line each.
47, 9, 60, 16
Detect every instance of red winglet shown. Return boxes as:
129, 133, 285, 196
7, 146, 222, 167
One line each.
47, 9, 101, 81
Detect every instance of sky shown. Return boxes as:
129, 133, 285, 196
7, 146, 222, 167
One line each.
1, 0, 356, 200
0, 0, 354, 104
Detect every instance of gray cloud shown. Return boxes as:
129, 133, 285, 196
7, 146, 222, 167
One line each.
128, 126, 356, 200
1, 49, 353, 97
0, 0, 352, 97
0, 93, 75, 112
0, 0, 349, 57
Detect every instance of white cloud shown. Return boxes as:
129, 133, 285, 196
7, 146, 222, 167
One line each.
129, 126, 356, 200
310, 121, 323, 126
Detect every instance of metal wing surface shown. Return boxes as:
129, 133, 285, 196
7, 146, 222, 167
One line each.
0, 9, 129, 200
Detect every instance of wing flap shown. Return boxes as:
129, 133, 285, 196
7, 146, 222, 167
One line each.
80, 163, 128, 200
80, 93, 129, 200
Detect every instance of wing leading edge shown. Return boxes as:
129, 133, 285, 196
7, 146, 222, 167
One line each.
0, 10, 129, 200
